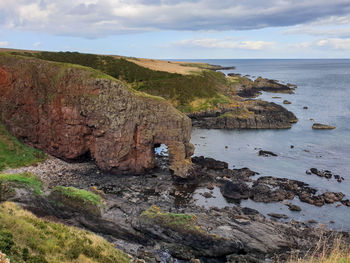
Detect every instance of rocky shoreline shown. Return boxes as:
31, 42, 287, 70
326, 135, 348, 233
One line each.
228, 74, 296, 98
2, 155, 349, 263
189, 100, 298, 129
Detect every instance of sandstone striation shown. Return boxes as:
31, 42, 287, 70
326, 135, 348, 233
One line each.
0, 54, 193, 177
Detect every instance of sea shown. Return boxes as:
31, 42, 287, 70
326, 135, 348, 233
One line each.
183, 59, 350, 230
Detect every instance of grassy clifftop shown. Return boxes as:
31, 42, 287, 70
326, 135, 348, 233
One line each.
7, 51, 233, 112
0, 202, 130, 263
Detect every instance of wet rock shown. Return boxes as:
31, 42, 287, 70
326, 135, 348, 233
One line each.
283, 100, 291, 104
303, 106, 308, 109
312, 123, 336, 130
290, 145, 294, 149
322, 192, 344, 204
284, 202, 302, 212
268, 213, 289, 219
221, 181, 250, 200
307, 220, 318, 224
192, 156, 228, 170
341, 200, 350, 206
258, 150, 278, 157
309, 168, 332, 179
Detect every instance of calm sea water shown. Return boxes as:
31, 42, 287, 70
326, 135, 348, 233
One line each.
186, 59, 350, 230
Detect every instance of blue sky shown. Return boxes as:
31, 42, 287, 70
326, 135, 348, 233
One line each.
0, 0, 350, 59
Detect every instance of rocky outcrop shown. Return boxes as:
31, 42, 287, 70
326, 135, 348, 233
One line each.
229, 75, 296, 98
0, 54, 193, 177
312, 123, 336, 129
189, 100, 298, 129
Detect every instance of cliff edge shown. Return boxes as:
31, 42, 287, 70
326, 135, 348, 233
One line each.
0, 54, 194, 177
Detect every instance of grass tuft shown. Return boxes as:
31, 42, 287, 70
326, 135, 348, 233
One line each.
52, 186, 102, 206
0, 122, 46, 171
141, 205, 205, 235
286, 233, 350, 263
0, 172, 43, 195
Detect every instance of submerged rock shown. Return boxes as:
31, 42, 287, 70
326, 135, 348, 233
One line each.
283, 100, 292, 104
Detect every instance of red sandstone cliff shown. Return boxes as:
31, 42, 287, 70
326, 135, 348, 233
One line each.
0, 54, 194, 177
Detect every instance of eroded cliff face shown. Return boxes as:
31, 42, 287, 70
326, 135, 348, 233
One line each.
0, 54, 194, 177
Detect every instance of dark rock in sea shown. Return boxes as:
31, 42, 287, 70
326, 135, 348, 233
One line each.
268, 213, 289, 219
283, 100, 292, 104
303, 106, 308, 109
309, 168, 332, 179
312, 123, 336, 129
290, 145, 294, 148
341, 200, 350, 206
233, 76, 296, 98
192, 156, 228, 170
189, 100, 298, 129
258, 150, 278, 157
284, 202, 302, 212
220, 181, 250, 200
307, 168, 344, 183
307, 219, 318, 224
322, 192, 344, 204
272, 96, 281, 99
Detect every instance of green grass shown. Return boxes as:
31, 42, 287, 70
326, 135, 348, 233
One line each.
140, 206, 205, 235
0, 202, 130, 263
52, 186, 102, 206
0, 172, 43, 195
9, 51, 230, 112
0, 122, 46, 171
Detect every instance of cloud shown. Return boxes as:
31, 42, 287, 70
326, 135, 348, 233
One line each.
316, 38, 350, 50
0, 0, 350, 37
284, 26, 350, 38
33, 41, 41, 47
289, 38, 350, 50
173, 38, 275, 50
0, 41, 8, 47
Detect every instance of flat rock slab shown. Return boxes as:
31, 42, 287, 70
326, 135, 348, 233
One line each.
312, 123, 336, 129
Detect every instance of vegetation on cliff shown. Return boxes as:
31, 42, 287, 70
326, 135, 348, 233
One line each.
0, 172, 43, 195
140, 205, 205, 235
0, 202, 130, 263
0, 122, 46, 171
286, 234, 350, 263
8, 51, 232, 112
52, 186, 102, 206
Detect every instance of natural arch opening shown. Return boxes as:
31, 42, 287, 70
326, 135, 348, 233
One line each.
153, 143, 169, 171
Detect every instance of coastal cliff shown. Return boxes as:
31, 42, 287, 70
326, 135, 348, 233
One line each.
0, 54, 193, 177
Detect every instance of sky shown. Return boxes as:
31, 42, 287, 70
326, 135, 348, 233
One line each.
0, 0, 350, 59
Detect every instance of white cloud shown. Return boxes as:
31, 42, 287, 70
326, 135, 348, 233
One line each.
0, 0, 349, 37
174, 38, 275, 50
289, 38, 350, 51
316, 38, 350, 50
0, 41, 8, 47
33, 42, 41, 47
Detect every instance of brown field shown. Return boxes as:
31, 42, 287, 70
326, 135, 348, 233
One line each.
123, 57, 211, 75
